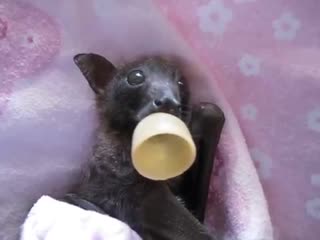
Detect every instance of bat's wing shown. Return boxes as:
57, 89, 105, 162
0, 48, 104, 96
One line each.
61, 102, 225, 238
140, 184, 215, 240
62, 193, 106, 214
175, 103, 225, 222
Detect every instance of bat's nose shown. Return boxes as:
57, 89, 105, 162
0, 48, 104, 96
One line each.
153, 96, 181, 114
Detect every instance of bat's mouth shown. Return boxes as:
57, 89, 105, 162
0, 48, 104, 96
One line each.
135, 102, 185, 123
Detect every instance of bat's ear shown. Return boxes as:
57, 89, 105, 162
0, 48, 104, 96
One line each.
73, 53, 116, 95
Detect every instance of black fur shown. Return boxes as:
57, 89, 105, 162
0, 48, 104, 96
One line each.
69, 53, 217, 239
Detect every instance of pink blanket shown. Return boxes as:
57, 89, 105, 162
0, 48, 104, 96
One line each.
0, 0, 319, 239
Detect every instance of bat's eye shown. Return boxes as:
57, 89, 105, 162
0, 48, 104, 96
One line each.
127, 70, 145, 86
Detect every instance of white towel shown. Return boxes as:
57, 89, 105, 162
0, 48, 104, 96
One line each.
20, 196, 141, 240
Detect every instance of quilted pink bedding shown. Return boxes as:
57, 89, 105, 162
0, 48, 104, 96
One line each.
0, 0, 319, 239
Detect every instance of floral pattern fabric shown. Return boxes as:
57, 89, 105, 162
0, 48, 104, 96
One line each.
0, 0, 319, 239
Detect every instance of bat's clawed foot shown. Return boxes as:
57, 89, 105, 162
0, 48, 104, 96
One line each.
191, 102, 225, 139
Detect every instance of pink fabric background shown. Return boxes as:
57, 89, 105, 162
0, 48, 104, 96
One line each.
0, 0, 319, 239
153, 0, 320, 239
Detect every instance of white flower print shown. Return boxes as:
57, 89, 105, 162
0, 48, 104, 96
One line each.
238, 54, 261, 76
197, 0, 233, 35
250, 148, 272, 179
307, 108, 320, 133
241, 104, 258, 121
272, 12, 301, 41
311, 174, 320, 187
306, 198, 320, 220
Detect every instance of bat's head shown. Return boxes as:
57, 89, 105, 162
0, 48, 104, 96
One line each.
74, 54, 190, 131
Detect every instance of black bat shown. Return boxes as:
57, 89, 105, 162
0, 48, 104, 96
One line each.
63, 53, 225, 240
